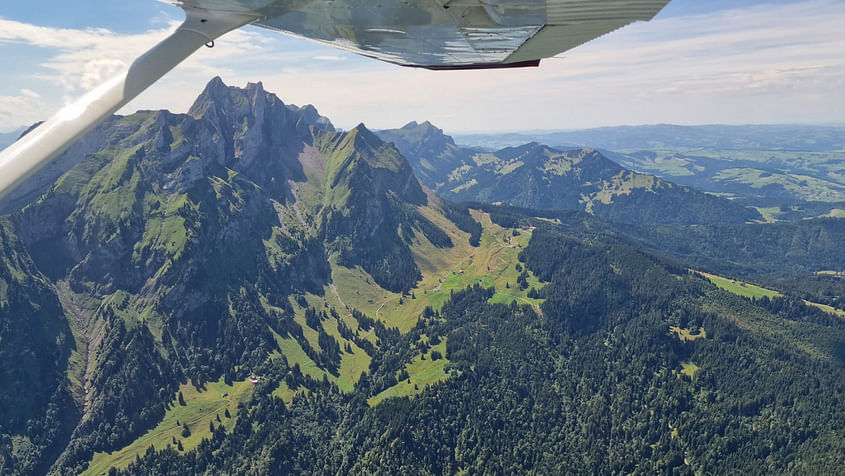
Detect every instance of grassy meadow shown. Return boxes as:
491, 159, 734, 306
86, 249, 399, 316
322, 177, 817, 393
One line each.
84, 377, 253, 475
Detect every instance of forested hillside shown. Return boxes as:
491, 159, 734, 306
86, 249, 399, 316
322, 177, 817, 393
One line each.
0, 80, 843, 475
114, 225, 845, 475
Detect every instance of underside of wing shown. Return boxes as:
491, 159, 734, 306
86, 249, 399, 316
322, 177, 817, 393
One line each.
163, 0, 672, 69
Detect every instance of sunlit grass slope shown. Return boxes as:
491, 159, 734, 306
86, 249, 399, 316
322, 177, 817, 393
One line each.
84, 377, 253, 475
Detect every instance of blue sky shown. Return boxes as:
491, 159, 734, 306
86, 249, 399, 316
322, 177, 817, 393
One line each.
1, 0, 844, 133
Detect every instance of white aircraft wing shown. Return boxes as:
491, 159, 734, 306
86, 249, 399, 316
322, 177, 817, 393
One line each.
170, 0, 672, 69
0, 0, 671, 200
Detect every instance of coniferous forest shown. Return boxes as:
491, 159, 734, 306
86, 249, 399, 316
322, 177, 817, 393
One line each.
110, 227, 845, 475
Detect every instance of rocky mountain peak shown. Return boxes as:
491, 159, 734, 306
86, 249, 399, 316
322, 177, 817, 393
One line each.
187, 76, 233, 119
402, 120, 455, 146
188, 77, 333, 132
182, 78, 337, 177
321, 123, 424, 205
295, 104, 334, 131
348, 123, 382, 149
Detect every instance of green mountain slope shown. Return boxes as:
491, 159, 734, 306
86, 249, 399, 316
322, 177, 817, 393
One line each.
0, 218, 76, 475
467, 202, 845, 283
113, 217, 845, 475
0, 78, 478, 474
377, 123, 761, 225
0, 80, 843, 476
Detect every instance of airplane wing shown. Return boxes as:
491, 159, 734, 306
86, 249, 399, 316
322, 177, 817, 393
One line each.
171, 0, 672, 69
0, 0, 671, 200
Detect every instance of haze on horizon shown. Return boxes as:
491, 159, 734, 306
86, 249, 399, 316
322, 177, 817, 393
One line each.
1, 0, 844, 134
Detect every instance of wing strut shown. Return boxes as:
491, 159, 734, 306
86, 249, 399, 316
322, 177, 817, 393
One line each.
0, 8, 258, 200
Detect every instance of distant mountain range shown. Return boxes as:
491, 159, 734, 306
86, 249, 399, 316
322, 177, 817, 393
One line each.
453, 124, 845, 152
450, 124, 845, 204
0, 127, 24, 151
377, 121, 761, 225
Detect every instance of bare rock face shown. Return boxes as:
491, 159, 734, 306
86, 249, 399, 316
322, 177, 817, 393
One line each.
175, 157, 205, 192
6, 76, 433, 303
188, 77, 334, 174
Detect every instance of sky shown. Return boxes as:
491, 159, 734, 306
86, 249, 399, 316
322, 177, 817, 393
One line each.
0, 0, 844, 134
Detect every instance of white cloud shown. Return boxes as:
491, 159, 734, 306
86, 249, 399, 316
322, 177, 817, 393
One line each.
0, 89, 45, 130
20, 19, 266, 91
20, 89, 40, 99
0, 14, 278, 127
226, 0, 845, 131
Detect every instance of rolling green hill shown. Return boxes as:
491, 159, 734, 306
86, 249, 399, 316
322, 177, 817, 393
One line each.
608, 149, 845, 205
453, 123, 845, 153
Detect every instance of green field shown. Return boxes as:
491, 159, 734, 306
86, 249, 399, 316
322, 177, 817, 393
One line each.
331, 209, 544, 334
269, 309, 372, 393
680, 362, 700, 378
271, 381, 308, 405
670, 326, 707, 342
368, 341, 450, 406
700, 272, 845, 317
700, 272, 782, 300
754, 206, 782, 223
273, 334, 326, 380
382, 211, 543, 320
803, 300, 845, 318
84, 377, 253, 475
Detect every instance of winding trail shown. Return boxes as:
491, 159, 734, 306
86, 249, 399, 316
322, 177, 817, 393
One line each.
329, 283, 347, 310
